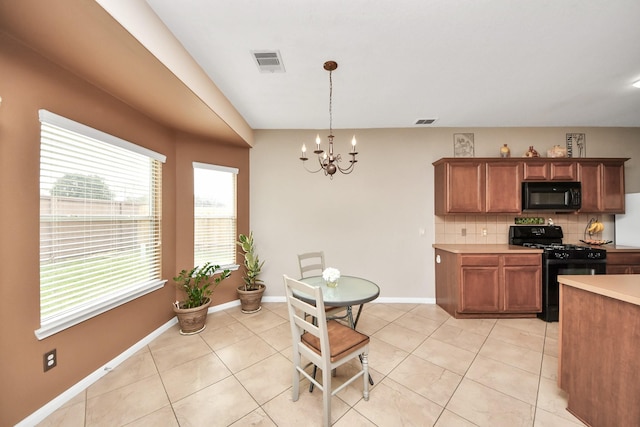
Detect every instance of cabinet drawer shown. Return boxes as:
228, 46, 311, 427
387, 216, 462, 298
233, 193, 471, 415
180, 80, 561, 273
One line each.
606, 253, 640, 265
503, 254, 541, 266
460, 255, 500, 266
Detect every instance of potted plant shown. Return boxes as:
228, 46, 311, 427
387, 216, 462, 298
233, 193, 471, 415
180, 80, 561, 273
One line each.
173, 262, 230, 334
237, 232, 266, 313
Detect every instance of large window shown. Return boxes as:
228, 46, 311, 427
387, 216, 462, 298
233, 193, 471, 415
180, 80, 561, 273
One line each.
37, 110, 166, 339
193, 162, 238, 268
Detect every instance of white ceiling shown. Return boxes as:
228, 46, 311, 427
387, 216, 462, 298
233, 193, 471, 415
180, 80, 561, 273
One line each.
145, 0, 640, 130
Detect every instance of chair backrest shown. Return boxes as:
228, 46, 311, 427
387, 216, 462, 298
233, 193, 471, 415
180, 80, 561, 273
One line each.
283, 274, 330, 360
297, 251, 325, 279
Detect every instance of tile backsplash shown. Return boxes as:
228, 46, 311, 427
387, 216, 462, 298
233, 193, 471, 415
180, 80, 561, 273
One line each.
435, 213, 615, 244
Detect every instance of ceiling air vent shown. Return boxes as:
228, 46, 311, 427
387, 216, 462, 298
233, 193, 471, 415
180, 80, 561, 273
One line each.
251, 50, 285, 73
415, 118, 437, 125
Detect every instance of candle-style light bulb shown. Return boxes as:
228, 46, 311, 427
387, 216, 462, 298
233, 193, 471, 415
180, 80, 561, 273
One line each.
302, 144, 306, 154
351, 135, 357, 152
316, 134, 321, 150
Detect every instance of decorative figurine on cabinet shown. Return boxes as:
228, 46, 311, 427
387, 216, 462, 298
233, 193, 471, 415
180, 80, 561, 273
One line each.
524, 146, 540, 157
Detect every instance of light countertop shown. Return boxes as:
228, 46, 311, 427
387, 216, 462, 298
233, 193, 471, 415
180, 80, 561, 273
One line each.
558, 274, 640, 306
432, 244, 543, 254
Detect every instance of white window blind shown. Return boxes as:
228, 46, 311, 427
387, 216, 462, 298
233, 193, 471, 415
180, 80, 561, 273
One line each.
37, 110, 166, 340
193, 162, 238, 268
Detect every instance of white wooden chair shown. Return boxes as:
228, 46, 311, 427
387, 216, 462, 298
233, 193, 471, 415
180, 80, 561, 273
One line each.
297, 251, 326, 278
283, 274, 370, 427
297, 251, 346, 319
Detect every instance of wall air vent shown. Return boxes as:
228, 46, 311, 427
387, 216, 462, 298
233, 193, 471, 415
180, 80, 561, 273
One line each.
251, 50, 285, 73
415, 118, 437, 125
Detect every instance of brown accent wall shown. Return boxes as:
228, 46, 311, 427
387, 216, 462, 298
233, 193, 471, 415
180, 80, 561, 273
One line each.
174, 132, 250, 305
0, 33, 249, 426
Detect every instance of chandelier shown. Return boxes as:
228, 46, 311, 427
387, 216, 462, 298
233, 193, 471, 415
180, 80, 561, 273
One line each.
299, 61, 358, 177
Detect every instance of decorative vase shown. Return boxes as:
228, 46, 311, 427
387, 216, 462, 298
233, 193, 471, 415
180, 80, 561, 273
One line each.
326, 280, 338, 288
500, 144, 511, 158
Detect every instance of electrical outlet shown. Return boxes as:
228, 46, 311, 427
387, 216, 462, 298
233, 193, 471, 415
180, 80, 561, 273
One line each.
43, 349, 57, 372
482, 228, 488, 236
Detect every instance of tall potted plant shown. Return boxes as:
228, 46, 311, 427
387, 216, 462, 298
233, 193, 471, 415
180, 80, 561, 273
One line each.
237, 232, 266, 313
173, 262, 230, 334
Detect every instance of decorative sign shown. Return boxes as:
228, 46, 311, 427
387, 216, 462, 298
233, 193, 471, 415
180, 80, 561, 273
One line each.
514, 217, 545, 224
566, 133, 586, 158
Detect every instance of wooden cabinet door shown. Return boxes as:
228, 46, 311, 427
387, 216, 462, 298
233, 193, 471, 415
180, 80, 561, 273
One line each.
503, 266, 542, 312
503, 254, 542, 312
523, 161, 549, 180
459, 255, 500, 313
446, 162, 485, 213
601, 162, 625, 213
459, 267, 501, 312
578, 162, 601, 212
486, 162, 522, 213
578, 160, 625, 213
550, 162, 577, 180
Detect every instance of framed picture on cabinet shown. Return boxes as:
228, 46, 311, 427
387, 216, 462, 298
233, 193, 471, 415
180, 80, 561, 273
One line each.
566, 133, 586, 158
453, 133, 474, 157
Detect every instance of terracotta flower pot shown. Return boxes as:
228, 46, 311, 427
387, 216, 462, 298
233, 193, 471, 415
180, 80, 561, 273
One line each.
237, 285, 265, 314
173, 298, 211, 335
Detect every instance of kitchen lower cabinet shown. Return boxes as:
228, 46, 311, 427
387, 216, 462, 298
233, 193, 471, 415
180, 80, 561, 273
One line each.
435, 249, 542, 318
459, 255, 501, 313
606, 252, 640, 274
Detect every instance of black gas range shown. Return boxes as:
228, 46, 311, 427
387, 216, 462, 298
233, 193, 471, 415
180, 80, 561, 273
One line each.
509, 225, 606, 322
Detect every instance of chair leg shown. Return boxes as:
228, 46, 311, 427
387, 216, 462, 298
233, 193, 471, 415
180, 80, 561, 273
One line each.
292, 353, 301, 401
310, 365, 317, 392
362, 352, 369, 401
322, 366, 331, 427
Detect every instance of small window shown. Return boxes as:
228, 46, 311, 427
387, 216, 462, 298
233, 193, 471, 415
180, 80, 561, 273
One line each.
193, 162, 238, 267
37, 110, 166, 339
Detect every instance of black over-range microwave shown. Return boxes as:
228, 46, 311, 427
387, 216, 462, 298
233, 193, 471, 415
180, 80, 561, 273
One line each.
522, 181, 581, 212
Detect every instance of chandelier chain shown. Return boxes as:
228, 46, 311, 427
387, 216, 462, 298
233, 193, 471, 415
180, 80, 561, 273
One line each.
328, 68, 333, 134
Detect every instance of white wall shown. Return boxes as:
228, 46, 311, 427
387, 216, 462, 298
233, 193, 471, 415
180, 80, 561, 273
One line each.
250, 127, 640, 301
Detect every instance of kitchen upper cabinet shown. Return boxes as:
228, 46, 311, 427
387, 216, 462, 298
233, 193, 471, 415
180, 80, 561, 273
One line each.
434, 158, 628, 215
523, 161, 577, 181
486, 162, 522, 213
434, 160, 485, 214
434, 160, 521, 214
435, 249, 542, 318
606, 252, 640, 274
578, 160, 626, 213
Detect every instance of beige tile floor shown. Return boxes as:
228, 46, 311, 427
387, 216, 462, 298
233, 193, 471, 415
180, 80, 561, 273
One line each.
38, 303, 586, 426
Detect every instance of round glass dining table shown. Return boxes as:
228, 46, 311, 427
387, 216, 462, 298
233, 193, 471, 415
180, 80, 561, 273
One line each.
297, 275, 380, 329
